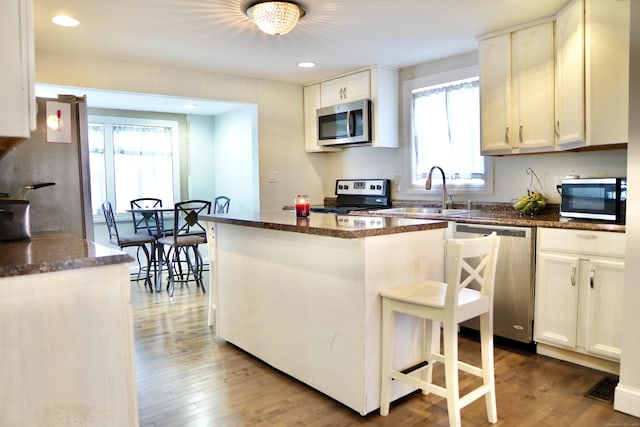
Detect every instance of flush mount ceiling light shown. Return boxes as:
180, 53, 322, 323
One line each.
245, 1, 305, 36
52, 15, 80, 27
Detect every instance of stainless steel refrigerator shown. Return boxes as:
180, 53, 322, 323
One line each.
0, 95, 93, 241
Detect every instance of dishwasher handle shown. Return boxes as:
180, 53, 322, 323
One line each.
455, 223, 529, 238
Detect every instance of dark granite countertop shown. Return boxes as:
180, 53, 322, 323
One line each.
353, 203, 625, 233
201, 211, 448, 238
0, 233, 133, 278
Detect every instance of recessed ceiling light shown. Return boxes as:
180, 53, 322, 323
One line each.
184, 103, 199, 110
52, 15, 80, 27
298, 62, 316, 68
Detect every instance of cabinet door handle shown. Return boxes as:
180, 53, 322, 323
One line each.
571, 266, 576, 287
505, 126, 510, 144
555, 121, 560, 137
590, 269, 595, 289
519, 125, 523, 143
577, 234, 597, 240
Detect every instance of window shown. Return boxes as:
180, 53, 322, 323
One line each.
88, 115, 180, 215
405, 66, 492, 194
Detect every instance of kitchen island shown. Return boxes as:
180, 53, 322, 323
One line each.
0, 233, 139, 426
202, 211, 448, 415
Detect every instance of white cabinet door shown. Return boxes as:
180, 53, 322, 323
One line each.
303, 84, 341, 153
585, 257, 624, 360
320, 70, 370, 107
0, 0, 36, 139
306, 67, 398, 150
534, 251, 580, 349
511, 22, 555, 153
555, 0, 585, 149
535, 228, 625, 364
585, 0, 630, 147
479, 33, 512, 155
480, 22, 554, 155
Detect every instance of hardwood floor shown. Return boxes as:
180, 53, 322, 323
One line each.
131, 278, 639, 427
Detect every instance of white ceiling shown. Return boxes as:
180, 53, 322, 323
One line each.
33, 0, 569, 114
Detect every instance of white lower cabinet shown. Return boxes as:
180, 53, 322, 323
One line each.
534, 228, 624, 364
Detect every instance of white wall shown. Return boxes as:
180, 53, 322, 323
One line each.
187, 115, 216, 201
614, 1, 640, 417
35, 51, 322, 212
211, 105, 259, 212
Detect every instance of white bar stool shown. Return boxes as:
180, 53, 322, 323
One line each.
379, 232, 500, 427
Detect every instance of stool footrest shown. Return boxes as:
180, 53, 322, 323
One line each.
431, 352, 483, 377
398, 360, 430, 376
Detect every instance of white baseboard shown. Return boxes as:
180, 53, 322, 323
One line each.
614, 383, 640, 418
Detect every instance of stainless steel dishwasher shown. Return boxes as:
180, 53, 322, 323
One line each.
452, 222, 534, 343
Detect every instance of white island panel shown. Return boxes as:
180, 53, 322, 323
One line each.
210, 221, 444, 415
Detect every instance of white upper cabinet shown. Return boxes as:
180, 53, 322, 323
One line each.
556, 0, 629, 150
585, 0, 629, 148
0, 0, 36, 143
480, 0, 629, 155
479, 21, 555, 155
479, 33, 512, 154
303, 84, 341, 153
304, 67, 399, 151
320, 70, 371, 107
555, 0, 585, 148
511, 23, 556, 153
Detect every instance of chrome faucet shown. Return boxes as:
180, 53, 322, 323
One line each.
425, 166, 447, 211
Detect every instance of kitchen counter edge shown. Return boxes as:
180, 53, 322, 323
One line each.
0, 233, 134, 278
202, 211, 448, 238
353, 210, 625, 233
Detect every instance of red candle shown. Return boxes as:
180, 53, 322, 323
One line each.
294, 195, 310, 217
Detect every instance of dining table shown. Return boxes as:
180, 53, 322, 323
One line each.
125, 206, 174, 292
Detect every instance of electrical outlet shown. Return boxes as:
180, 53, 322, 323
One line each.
268, 170, 278, 183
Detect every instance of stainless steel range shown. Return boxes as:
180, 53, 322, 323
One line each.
310, 179, 392, 214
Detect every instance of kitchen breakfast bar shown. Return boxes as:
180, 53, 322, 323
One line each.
202, 211, 448, 415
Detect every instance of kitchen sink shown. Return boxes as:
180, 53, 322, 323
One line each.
373, 207, 480, 216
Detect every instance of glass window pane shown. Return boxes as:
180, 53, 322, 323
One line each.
88, 123, 106, 215
411, 77, 484, 188
112, 124, 174, 213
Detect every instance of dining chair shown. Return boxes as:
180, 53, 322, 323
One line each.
213, 196, 230, 214
130, 197, 169, 238
379, 232, 500, 427
130, 197, 175, 289
102, 200, 156, 292
157, 199, 211, 297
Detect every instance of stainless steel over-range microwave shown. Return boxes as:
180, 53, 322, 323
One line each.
560, 177, 626, 223
316, 99, 371, 146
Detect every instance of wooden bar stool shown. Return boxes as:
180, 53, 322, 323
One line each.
379, 232, 500, 427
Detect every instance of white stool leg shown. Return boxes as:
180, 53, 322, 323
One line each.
480, 312, 498, 423
379, 298, 394, 416
443, 320, 461, 427
422, 319, 440, 394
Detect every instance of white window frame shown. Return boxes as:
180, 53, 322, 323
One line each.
89, 115, 181, 217
403, 65, 493, 196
